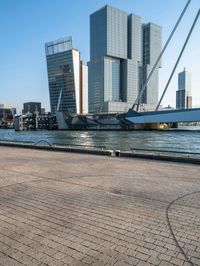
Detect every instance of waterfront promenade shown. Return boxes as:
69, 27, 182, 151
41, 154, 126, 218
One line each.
0, 147, 199, 266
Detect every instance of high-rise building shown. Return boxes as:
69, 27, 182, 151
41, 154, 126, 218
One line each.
176, 68, 192, 109
88, 5, 162, 113
141, 23, 162, 105
23, 102, 41, 115
45, 37, 88, 114
88, 5, 142, 113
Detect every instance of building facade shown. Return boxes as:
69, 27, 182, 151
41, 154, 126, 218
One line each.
45, 37, 88, 114
88, 5, 142, 113
0, 104, 16, 128
141, 23, 162, 105
23, 102, 41, 115
176, 68, 192, 109
88, 5, 162, 113
0, 107, 13, 121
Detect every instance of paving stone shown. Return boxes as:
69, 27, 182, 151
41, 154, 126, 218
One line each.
0, 147, 199, 266
170, 257, 185, 266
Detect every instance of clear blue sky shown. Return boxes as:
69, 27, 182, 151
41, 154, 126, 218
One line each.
0, 0, 199, 111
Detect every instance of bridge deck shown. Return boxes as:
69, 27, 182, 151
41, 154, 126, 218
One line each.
125, 108, 200, 124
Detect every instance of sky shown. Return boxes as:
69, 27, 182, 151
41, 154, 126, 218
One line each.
0, 0, 199, 112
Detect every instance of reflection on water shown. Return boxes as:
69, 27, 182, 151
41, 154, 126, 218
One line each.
0, 128, 200, 153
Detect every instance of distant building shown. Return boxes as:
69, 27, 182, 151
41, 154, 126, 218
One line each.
14, 113, 58, 131
0, 107, 13, 121
45, 37, 88, 114
41, 108, 45, 115
0, 103, 12, 109
176, 68, 192, 109
22, 102, 41, 115
87, 5, 162, 113
0, 104, 16, 127
23, 102, 41, 115
11, 108, 17, 116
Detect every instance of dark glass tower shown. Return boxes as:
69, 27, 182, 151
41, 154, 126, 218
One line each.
45, 37, 88, 114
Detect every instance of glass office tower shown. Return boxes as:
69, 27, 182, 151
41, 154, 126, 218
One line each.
88, 5, 142, 113
45, 37, 88, 114
142, 23, 162, 105
88, 5, 161, 113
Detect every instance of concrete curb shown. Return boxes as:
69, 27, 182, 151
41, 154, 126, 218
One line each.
0, 141, 200, 165
117, 151, 200, 165
0, 141, 114, 156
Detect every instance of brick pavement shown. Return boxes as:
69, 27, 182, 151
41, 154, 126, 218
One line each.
0, 147, 199, 266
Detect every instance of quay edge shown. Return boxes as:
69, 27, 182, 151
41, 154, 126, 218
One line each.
55, 111, 176, 130
0, 140, 200, 165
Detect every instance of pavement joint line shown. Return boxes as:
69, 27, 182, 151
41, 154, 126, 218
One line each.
2, 174, 200, 220
3, 194, 159, 228
0, 194, 156, 238
166, 190, 200, 266
0, 170, 140, 181
0, 250, 27, 266
0, 178, 44, 189
3, 165, 200, 185
0, 227, 85, 261
0, 188, 170, 238
0, 167, 174, 205
0, 171, 173, 205
0, 215, 113, 264
2, 180, 198, 229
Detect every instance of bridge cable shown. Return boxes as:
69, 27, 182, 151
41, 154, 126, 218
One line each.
131, 0, 191, 111
156, 8, 200, 111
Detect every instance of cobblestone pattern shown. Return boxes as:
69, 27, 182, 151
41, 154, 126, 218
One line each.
168, 192, 200, 266
0, 147, 199, 266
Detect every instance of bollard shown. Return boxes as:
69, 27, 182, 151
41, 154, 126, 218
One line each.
115, 150, 121, 157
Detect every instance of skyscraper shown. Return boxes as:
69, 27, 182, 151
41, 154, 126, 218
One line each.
176, 68, 192, 109
141, 23, 162, 105
45, 37, 88, 114
88, 5, 142, 113
88, 5, 162, 113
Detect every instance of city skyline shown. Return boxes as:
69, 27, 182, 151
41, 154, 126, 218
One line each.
0, 0, 199, 111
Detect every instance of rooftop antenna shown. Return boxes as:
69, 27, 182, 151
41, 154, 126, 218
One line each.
131, 0, 191, 111
156, 8, 200, 111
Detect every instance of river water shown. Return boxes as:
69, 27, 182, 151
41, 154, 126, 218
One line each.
0, 128, 200, 153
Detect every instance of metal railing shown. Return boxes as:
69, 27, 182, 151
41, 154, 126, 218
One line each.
34, 140, 52, 147
0, 139, 106, 151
